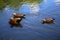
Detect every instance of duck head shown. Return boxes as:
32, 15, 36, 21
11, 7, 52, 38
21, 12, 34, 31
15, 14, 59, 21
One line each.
13, 13, 16, 16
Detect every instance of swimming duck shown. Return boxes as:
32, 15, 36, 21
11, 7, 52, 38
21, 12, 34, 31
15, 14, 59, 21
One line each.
9, 17, 22, 25
13, 13, 25, 18
42, 18, 55, 24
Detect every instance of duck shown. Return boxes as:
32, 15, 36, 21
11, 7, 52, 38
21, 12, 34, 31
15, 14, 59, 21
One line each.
9, 17, 22, 25
13, 13, 25, 18
42, 18, 55, 24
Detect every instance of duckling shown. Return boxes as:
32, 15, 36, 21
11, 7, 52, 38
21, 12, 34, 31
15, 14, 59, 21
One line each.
13, 13, 25, 18
9, 17, 22, 25
42, 18, 55, 24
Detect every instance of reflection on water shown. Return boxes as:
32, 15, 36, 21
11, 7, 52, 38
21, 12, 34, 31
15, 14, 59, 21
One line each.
29, 3, 40, 13
0, 0, 60, 40
10, 23, 23, 28
18, 4, 40, 16
55, 0, 60, 4
0, 0, 42, 10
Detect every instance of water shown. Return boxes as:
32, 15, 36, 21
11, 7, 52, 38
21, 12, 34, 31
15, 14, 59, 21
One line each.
0, 0, 60, 40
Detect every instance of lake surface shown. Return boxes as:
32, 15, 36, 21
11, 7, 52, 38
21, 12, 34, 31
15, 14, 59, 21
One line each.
0, 0, 60, 40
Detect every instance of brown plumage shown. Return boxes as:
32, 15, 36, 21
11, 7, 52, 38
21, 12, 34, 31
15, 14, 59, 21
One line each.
42, 18, 55, 24
13, 13, 25, 18
9, 18, 22, 25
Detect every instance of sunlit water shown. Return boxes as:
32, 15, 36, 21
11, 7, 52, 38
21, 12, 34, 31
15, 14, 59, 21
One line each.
0, 0, 60, 40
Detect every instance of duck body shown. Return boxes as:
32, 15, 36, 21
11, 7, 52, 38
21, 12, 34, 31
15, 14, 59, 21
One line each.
13, 13, 25, 18
9, 18, 22, 25
42, 18, 55, 24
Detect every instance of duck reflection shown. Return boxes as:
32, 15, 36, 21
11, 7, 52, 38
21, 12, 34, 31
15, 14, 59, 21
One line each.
10, 23, 23, 28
